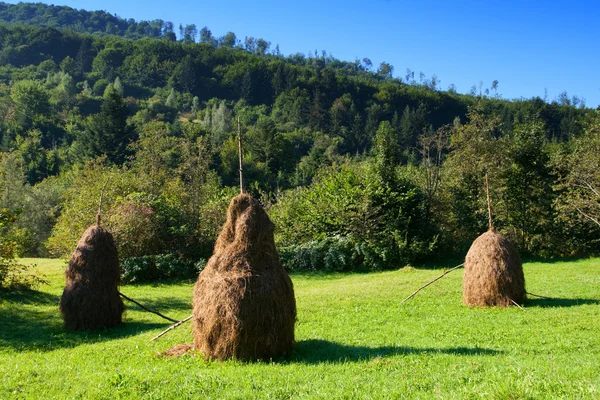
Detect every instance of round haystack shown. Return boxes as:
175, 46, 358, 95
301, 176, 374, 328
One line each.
463, 230, 526, 307
59, 224, 124, 330
192, 193, 296, 361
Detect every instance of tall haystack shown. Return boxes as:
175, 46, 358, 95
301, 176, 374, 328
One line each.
59, 223, 124, 330
462, 174, 526, 307
192, 193, 296, 360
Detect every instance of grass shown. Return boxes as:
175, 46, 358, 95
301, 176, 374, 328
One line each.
1, 258, 599, 399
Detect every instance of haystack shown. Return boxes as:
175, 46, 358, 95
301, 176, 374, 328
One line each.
192, 193, 296, 360
59, 224, 124, 330
462, 174, 526, 307
463, 230, 525, 306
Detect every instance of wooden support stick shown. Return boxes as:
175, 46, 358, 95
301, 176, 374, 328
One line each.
238, 116, 243, 193
401, 263, 464, 304
510, 299, 525, 311
118, 291, 178, 323
151, 315, 193, 341
485, 173, 494, 232
96, 177, 110, 226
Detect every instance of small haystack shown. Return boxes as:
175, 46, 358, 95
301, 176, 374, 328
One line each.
462, 175, 526, 307
59, 223, 124, 330
192, 193, 296, 360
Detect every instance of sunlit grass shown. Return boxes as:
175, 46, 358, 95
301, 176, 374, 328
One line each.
0, 258, 598, 398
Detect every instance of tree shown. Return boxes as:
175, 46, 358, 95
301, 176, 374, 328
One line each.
220, 32, 237, 47
377, 62, 394, 79
491, 80, 499, 97
81, 85, 135, 164
374, 120, 400, 184
10, 80, 50, 129
183, 24, 197, 43
113, 77, 124, 96
255, 38, 271, 55
555, 112, 600, 228
199, 26, 214, 45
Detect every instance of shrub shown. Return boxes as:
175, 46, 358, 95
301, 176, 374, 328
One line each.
271, 162, 437, 270
0, 208, 45, 289
279, 235, 389, 272
121, 253, 204, 283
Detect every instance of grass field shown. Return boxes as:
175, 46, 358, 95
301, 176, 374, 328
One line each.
1, 258, 599, 399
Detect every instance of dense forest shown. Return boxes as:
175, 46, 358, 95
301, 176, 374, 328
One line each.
1, 2, 599, 284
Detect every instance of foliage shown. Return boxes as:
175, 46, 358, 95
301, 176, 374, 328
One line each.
271, 162, 436, 270
0, 207, 45, 289
0, 5, 597, 263
120, 253, 204, 283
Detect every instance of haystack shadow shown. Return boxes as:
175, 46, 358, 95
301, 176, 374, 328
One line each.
526, 297, 599, 308
0, 289, 167, 352
289, 339, 501, 364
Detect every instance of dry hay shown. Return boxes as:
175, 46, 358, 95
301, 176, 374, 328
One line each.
59, 224, 124, 330
463, 230, 526, 307
192, 193, 296, 361
159, 344, 194, 357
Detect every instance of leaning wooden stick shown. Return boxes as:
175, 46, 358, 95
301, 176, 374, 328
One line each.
401, 263, 464, 304
118, 291, 178, 323
510, 299, 525, 311
151, 315, 193, 341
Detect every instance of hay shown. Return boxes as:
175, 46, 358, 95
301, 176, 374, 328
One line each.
192, 193, 296, 360
463, 230, 526, 307
160, 344, 194, 357
59, 224, 124, 330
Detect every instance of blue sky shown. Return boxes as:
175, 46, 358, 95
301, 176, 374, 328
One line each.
8, 0, 600, 107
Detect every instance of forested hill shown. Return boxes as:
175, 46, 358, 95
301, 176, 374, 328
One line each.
0, 2, 598, 268
0, 1, 176, 39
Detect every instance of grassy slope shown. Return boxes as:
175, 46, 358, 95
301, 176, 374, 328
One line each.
0, 258, 599, 399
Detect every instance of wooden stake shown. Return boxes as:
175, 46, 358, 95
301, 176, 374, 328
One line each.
400, 263, 464, 304
96, 177, 110, 226
485, 173, 494, 232
118, 291, 179, 323
238, 116, 243, 193
510, 298, 525, 311
151, 315, 192, 341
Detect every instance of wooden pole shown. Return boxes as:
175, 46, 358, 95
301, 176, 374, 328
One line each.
509, 299, 525, 311
238, 116, 243, 193
400, 263, 464, 304
485, 173, 494, 232
118, 291, 179, 323
150, 315, 192, 341
96, 177, 110, 226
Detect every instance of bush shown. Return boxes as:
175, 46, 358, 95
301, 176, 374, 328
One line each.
279, 235, 389, 272
0, 208, 45, 289
271, 162, 437, 270
121, 253, 205, 283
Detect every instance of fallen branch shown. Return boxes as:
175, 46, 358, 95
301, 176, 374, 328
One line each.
401, 263, 464, 304
118, 291, 178, 323
151, 315, 193, 341
510, 298, 525, 311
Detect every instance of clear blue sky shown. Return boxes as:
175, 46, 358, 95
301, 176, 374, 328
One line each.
8, 0, 600, 107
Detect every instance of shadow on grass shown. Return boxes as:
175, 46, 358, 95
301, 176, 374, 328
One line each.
526, 297, 599, 308
0, 288, 169, 352
120, 295, 191, 313
289, 339, 501, 364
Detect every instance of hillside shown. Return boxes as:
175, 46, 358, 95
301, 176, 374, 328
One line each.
0, 2, 598, 268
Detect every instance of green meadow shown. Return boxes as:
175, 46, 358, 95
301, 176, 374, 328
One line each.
1, 258, 599, 399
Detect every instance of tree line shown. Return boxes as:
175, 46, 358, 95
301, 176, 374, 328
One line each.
0, 12, 598, 278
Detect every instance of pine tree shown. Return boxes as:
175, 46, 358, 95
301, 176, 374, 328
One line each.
82, 86, 135, 164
